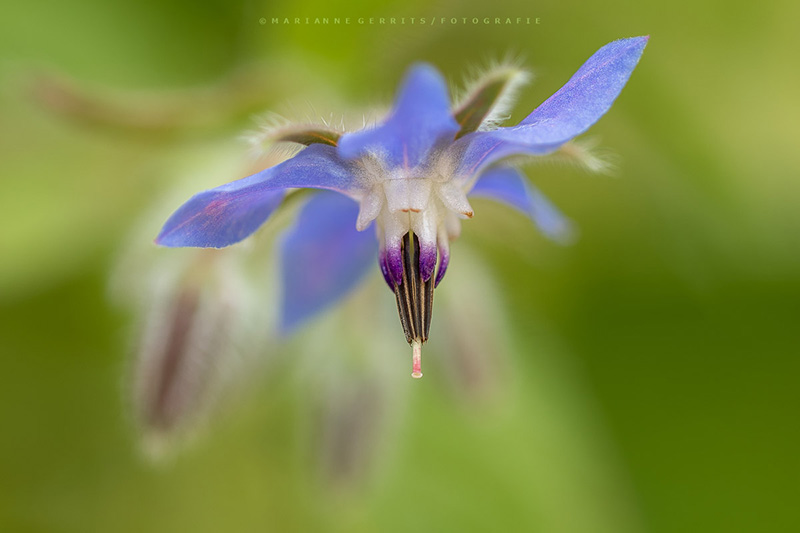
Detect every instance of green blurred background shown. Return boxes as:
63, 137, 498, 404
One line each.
1, 0, 798, 532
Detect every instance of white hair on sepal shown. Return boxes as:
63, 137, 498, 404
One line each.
453, 53, 533, 131
242, 100, 389, 161
479, 68, 532, 131
552, 137, 618, 175
255, 142, 305, 166
509, 137, 619, 176
241, 111, 290, 157
356, 105, 388, 132
241, 109, 347, 161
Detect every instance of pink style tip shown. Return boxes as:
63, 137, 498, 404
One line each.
411, 340, 423, 379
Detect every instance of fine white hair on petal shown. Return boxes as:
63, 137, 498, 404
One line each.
453, 55, 533, 131
355, 152, 390, 186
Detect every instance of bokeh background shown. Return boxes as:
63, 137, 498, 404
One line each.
1, 0, 798, 532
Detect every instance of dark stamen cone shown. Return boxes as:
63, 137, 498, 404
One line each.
392, 232, 435, 377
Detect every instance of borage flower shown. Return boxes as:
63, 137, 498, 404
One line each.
156, 36, 648, 378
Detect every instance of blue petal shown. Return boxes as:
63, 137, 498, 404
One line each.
280, 191, 378, 334
455, 36, 648, 178
338, 63, 460, 170
156, 144, 361, 248
469, 167, 574, 243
